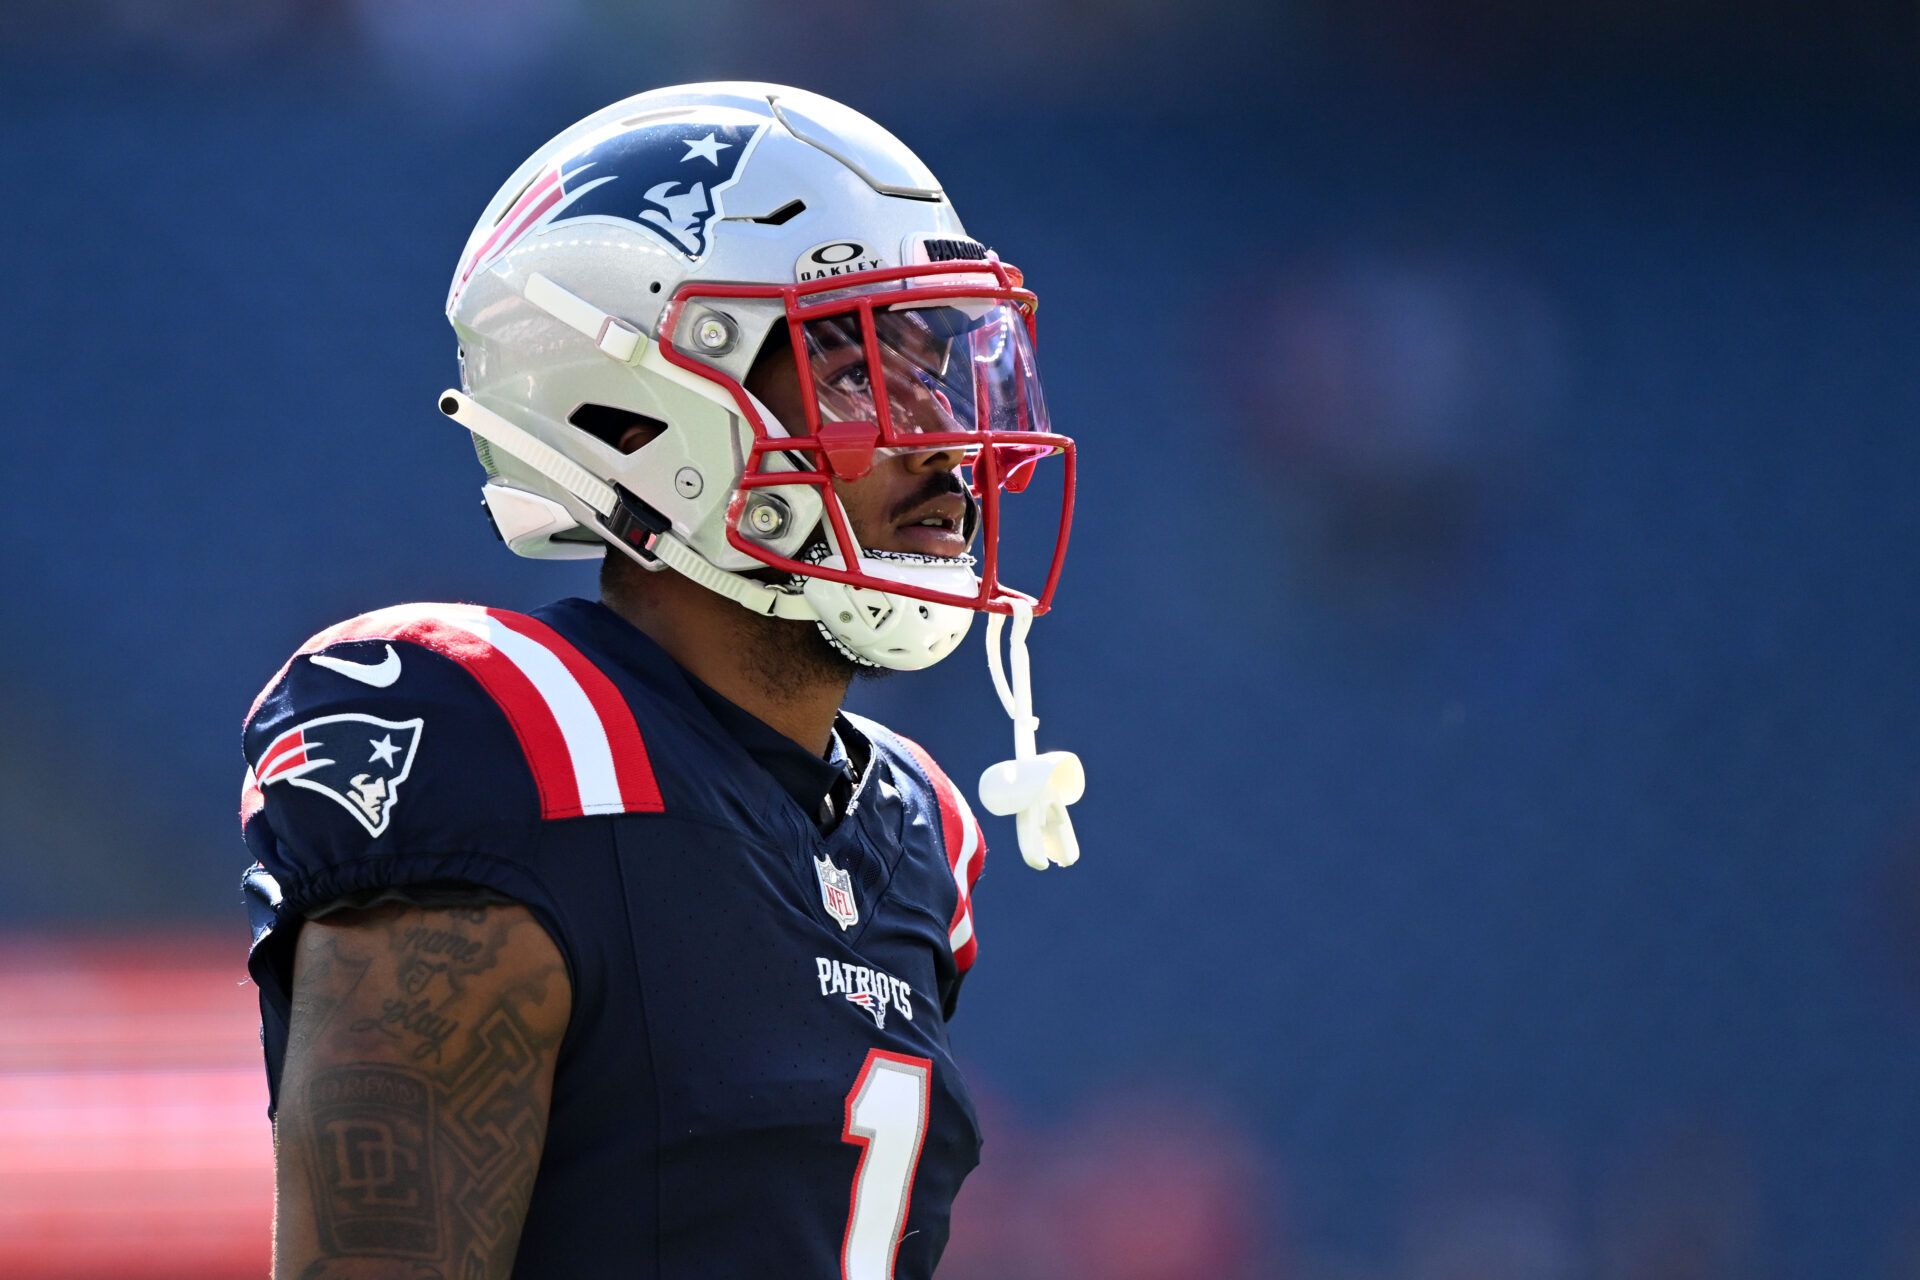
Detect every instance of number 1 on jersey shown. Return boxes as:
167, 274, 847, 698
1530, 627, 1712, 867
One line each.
841, 1049, 933, 1280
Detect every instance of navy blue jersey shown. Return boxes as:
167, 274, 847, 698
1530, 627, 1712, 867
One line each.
240, 597, 988, 1279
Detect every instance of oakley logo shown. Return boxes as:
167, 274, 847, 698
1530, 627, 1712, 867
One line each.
811, 241, 866, 264
798, 239, 883, 282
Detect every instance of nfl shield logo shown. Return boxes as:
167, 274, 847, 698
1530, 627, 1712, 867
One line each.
815, 855, 859, 931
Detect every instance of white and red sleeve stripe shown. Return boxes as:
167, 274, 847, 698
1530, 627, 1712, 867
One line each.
251, 603, 662, 821
894, 735, 986, 974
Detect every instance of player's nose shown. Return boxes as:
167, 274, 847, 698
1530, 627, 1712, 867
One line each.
901, 440, 965, 473
889, 367, 963, 436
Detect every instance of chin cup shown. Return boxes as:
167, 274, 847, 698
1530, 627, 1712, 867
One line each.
801, 552, 976, 671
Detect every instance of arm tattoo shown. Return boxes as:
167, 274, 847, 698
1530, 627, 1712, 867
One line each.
304, 1065, 438, 1255
289, 938, 371, 1043
276, 903, 568, 1280
300, 1263, 445, 1280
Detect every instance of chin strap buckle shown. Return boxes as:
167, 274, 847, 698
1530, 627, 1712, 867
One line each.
976, 599, 1085, 869
601, 483, 673, 560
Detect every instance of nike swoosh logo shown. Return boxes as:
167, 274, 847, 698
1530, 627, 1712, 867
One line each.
309, 644, 402, 688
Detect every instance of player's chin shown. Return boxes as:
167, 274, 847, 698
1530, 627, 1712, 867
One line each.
800, 618, 898, 682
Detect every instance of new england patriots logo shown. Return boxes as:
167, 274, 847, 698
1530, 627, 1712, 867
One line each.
253, 713, 423, 837
845, 990, 887, 1030
549, 121, 765, 260
451, 119, 767, 298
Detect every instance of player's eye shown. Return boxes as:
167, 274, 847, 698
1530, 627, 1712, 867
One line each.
826, 362, 872, 395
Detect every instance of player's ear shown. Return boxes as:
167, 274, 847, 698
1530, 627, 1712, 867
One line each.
617, 422, 663, 454
566, 403, 666, 455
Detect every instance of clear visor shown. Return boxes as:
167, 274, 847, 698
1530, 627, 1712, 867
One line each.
657, 270, 1074, 612
800, 300, 1053, 449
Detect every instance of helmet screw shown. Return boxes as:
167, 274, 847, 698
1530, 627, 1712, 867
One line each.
695, 315, 734, 351
742, 493, 790, 538
839, 611, 854, 623
674, 467, 703, 498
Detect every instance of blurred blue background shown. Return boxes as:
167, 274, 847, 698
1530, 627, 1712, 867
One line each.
3, 1, 1919, 1276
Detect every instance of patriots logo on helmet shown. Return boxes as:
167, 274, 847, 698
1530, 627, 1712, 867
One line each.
453, 120, 767, 294
548, 121, 765, 260
253, 713, 424, 837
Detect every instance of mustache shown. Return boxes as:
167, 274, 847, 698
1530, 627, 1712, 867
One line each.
888, 468, 972, 526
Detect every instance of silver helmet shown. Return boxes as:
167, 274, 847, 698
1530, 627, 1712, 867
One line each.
444, 81, 1071, 667
441, 82, 1084, 866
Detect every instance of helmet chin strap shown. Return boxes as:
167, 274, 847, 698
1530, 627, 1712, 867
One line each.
442, 387, 1085, 869
977, 600, 1086, 869
440, 389, 815, 621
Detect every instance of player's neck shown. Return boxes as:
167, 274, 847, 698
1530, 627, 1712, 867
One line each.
602, 573, 851, 757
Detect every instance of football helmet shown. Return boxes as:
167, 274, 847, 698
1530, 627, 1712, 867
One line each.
441, 82, 1082, 866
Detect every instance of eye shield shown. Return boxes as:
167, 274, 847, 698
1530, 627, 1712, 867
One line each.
657, 258, 1074, 616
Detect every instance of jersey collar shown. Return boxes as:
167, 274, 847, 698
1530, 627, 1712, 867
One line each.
556, 598, 853, 817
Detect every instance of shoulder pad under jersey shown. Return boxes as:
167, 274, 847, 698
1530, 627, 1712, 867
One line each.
240, 602, 664, 915
851, 714, 987, 976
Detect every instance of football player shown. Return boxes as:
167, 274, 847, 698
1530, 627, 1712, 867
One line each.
239, 83, 1084, 1279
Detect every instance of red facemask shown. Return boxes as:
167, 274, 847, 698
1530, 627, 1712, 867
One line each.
655, 258, 1075, 616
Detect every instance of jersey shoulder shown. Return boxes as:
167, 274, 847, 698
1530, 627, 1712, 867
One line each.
849, 713, 986, 974
240, 601, 666, 913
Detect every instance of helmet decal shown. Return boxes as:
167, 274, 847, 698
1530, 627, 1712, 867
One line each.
446, 85, 1075, 633
795, 239, 885, 282
454, 118, 766, 298
443, 83, 1087, 871
548, 121, 767, 260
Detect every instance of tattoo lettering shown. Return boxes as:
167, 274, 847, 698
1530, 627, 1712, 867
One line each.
281, 904, 568, 1279
401, 925, 486, 966
304, 1066, 439, 1256
391, 913, 511, 1002
350, 998, 463, 1062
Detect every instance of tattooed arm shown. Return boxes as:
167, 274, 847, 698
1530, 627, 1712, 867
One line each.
272, 902, 571, 1280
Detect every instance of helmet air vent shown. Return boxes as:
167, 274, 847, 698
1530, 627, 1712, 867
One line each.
744, 199, 806, 226
567, 403, 668, 454
767, 94, 943, 201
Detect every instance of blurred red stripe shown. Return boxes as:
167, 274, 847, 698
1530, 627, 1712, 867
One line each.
0, 933, 271, 1278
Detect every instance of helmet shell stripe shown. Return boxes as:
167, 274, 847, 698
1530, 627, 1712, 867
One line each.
455, 169, 564, 298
